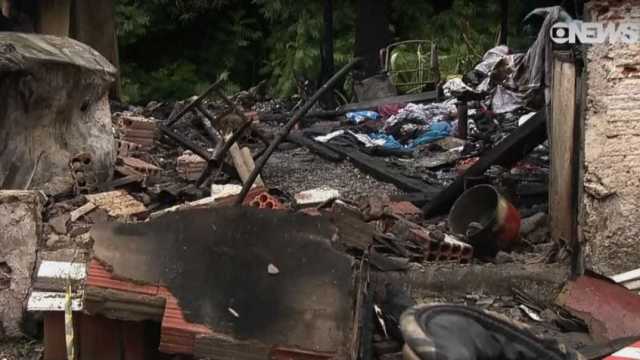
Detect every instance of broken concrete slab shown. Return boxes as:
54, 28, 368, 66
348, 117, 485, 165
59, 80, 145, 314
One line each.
0, 190, 45, 337
295, 187, 340, 206
48, 214, 69, 235
0, 33, 117, 194
331, 200, 375, 251
45, 234, 72, 249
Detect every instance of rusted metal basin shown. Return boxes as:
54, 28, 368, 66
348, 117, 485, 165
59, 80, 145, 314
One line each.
448, 184, 520, 257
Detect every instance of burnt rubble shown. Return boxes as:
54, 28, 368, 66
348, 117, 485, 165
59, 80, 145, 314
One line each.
1, 5, 640, 360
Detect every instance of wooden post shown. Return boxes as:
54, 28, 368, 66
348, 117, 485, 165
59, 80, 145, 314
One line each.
456, 101, 468, 139
498, 0, 508, 45
235, 58, 361, 204
71, 0, 121, 99
228, 141, 251, 184
36, 0, 71, 36
549, 51, 578, 270
320, 0, 336, 108
354, 0, 391, 79
240, 147, 264, 187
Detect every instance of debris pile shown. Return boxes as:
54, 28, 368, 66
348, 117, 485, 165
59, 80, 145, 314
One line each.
1, 5, 640, 360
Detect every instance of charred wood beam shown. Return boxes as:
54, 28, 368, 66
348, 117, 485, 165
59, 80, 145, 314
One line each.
498, 0, 508, 45
327, 144, 442, 196
423, 111, 548, 218
320, 0, 336, 109
165, 78, 223, 127
235, 58, 362, 204
196, 115, 256, 187
286, 132, 345, 162
195, 89, 256, 187
157, 123, 238, 179
456, 101, 468, 139
195, 104, 223, 147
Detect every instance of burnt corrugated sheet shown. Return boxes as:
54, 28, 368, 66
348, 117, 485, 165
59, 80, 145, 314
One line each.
90, 207, 358, 359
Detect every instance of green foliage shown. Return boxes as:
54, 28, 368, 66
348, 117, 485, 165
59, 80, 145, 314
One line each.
254, 0, 355, 96
391, 0, 538, 79
116, 0, 263, 104
116, 0, 539, 104
391, 0, 503, 77
114, 1, 151, 47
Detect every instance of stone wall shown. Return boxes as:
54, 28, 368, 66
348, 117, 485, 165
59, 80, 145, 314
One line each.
582, 0, 640, 275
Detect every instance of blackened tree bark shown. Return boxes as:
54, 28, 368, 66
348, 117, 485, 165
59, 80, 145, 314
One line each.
0, 14, 11, 31
498, 0, 508, 45
320, 0, 336, 108
354, 0, 392, 80
8, 0, 36, 32
432, 0, 454, 13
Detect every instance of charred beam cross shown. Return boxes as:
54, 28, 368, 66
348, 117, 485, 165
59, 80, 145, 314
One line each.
159, 77, 256, 187
235, 58, 362, 205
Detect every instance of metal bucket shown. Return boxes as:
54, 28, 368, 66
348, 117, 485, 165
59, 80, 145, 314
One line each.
448, 184, 520, 257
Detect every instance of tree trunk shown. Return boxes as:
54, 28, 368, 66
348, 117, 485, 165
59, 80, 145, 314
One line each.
320, 0, 336, 108
354, 0, 392, 80
71, 0, 121, 99
0, 33, 117, 193
498, 0, 508, 45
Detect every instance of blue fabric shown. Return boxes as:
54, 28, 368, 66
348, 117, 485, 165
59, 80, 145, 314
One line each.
346, 111, 381, 124
369, 133, 404, 150
353, 121, 453, 151
411, 121, 452, 147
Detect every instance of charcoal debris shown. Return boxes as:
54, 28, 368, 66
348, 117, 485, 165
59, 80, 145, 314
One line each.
0, 4, 622, 360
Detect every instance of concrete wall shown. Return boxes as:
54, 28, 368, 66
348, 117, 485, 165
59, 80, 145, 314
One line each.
0, 191, 44, 337
582, 0, 640, 275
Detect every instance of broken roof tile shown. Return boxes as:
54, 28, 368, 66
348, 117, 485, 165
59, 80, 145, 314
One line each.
85, 190, 146, 217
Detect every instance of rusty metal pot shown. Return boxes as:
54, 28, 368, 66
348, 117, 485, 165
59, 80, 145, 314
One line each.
448, 184, 520, 257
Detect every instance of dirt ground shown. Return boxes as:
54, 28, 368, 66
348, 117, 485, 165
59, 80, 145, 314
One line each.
0, 339, 43, 360
262, 146, 404, 201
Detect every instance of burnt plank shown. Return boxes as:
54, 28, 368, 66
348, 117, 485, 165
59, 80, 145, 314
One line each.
328, 144, 442, 196
287, 132, 346, 162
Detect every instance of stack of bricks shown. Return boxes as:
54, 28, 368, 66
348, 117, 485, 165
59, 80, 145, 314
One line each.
114, 114, 158, 149
176, 151, 208, 181
115, 139, 143, 158
119, 157, 162, 177
213, 187, 286, 210
69, 153, 98, 195
388, 201, 422, 221
247, 191, 285, 209
408, 227, 473, 264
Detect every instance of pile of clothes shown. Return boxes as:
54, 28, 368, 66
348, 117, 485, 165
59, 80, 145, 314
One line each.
341, 102, 457, 152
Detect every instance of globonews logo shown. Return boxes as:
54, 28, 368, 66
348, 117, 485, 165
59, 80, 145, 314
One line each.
550, 21, 640, 44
